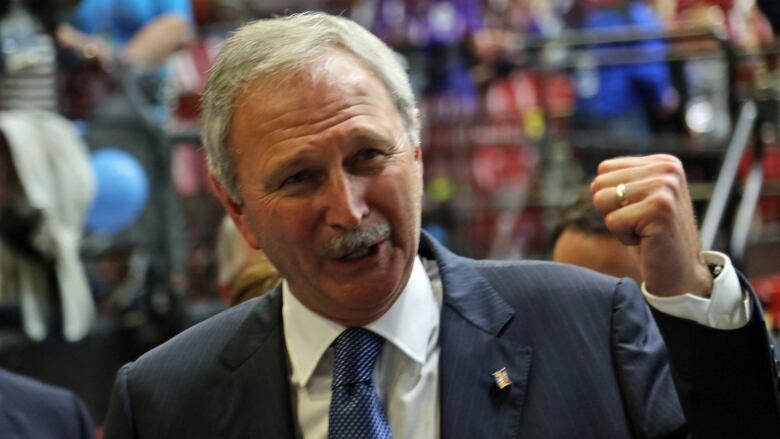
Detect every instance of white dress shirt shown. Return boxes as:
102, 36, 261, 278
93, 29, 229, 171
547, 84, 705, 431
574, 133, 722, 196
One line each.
283, 251, 748, 439
643, 251, 750, 329
283, 257, 442, 439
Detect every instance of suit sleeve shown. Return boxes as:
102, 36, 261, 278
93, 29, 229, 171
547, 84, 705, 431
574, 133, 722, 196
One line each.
650, 275, 780, 438
103, 363, 137, 439
610, 279, 687, 439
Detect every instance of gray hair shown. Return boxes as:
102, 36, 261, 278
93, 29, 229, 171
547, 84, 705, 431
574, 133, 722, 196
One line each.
201, 12, 420, 203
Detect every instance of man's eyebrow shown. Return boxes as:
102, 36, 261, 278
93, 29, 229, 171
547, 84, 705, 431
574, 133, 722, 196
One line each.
349, 129, 404, 152
350, 130, 389, 146
263, 152, 311, 185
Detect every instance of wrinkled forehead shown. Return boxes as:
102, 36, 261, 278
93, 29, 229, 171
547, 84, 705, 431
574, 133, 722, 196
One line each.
231, 48, 407, 142
239, 47, 384, 102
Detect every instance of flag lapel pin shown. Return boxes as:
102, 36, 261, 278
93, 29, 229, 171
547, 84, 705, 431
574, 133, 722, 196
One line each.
492, 367, 512, 389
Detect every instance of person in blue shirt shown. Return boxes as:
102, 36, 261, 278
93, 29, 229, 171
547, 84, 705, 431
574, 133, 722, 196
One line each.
574, 0, 678, 140
57, 0, 193, 71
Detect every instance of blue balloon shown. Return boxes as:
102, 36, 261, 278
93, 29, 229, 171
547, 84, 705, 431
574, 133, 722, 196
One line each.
86, 148, 149, 234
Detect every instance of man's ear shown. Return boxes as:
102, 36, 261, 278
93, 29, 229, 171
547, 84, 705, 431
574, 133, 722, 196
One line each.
209, 173, 261, 250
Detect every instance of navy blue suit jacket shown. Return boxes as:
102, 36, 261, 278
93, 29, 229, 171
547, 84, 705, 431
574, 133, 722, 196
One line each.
104, 233, 780, 438
0, 368, 94, 439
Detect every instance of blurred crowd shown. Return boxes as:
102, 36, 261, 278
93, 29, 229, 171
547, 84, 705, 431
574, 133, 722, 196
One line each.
0, 0, 779, 432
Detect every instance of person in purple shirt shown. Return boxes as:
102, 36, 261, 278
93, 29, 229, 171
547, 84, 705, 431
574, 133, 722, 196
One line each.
370, 0, 482, 47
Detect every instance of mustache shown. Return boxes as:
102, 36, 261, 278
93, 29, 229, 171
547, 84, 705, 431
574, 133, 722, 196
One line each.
318, 222, 391, 258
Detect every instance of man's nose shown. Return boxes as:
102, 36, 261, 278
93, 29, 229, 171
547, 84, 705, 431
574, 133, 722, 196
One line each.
323, 171, 369, 230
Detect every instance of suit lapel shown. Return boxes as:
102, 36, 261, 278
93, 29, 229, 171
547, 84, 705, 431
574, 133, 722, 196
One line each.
206, 234, 531, 438
210, 287, 296, 438
421, 233, 533, 439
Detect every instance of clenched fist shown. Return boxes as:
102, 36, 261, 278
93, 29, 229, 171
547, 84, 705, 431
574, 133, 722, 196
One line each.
591, 154, 713, 297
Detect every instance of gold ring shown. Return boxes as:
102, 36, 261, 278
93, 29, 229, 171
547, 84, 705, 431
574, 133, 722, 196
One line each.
616, 183, 629, 207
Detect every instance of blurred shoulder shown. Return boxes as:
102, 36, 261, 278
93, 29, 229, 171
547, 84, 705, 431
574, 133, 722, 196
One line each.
0, 368, 76, 403
0, 368, 94, 438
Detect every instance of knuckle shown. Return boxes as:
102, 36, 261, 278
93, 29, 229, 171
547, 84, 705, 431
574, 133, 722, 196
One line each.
664, 156, 684, 175
656, 175, 680, 192
592, 200, 605, 214
655, 153, 680, 164
592, 191, 609, 211
669, 159, 684, 176
604, 212, 627, 233
591, 175, 606, 189
649, 165, 684, 193
653, 160, 682, 177
647, 192, 675, 214
604, 213, 619, 231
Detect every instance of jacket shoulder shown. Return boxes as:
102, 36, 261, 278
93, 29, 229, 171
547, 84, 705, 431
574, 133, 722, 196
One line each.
472, 258, 628, 302
129, 293, 275, 383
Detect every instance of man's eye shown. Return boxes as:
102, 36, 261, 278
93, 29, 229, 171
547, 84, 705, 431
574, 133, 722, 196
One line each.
280, 171, 309, 187
356, 148, 382, 161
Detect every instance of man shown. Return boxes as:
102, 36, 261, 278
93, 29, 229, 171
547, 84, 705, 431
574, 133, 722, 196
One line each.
0, 368, 95, 438
104, 12, 780, 438
552, 188, 642, 282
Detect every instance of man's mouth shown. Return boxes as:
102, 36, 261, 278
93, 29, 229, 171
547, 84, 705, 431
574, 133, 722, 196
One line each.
320, 222, 392, 261
339, 242, 381, 261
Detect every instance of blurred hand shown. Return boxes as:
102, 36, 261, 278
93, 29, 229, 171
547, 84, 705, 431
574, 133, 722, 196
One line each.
591, 154, 712, 297
56, 24, 116, 68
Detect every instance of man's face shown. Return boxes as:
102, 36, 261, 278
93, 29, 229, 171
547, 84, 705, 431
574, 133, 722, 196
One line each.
220, 49, 423, 326
552, 228, 642, 283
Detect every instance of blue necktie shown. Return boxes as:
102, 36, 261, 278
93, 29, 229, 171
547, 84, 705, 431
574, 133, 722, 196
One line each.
328, 327, 393, 439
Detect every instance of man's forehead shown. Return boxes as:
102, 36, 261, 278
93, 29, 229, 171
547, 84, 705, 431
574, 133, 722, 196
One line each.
232, 54, 399, 137
234, 79, 385, 141
242, 49, 379, 101
229, 56, 411, 162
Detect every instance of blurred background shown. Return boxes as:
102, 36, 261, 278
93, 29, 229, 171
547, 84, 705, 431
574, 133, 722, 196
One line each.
1, 0, 779, 434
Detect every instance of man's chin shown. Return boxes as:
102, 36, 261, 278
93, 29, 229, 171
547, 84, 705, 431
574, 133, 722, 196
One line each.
313, 276, 405, 323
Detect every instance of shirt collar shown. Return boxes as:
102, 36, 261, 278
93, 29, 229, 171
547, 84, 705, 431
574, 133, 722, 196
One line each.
282, 256, 438, 388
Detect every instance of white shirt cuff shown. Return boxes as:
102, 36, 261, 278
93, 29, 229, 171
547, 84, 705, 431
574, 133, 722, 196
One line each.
642, 251, 751, 330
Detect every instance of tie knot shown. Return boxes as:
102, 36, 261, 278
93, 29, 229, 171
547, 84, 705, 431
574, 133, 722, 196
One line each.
331, 327, 384, 387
